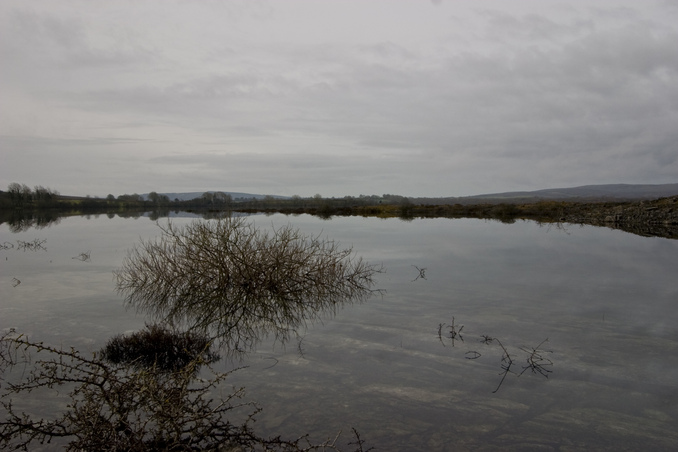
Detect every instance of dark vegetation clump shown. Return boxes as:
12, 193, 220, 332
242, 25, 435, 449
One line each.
99, 324, 220, 372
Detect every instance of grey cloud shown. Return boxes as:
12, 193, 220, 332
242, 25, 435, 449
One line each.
1, 134, 154, 147
2, 8, 154, 70
10, 9, 84, 48
1, 0, 676, 197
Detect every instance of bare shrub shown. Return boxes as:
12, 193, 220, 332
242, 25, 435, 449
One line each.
114, 217, 382, 354
0, 331, 249, 451
0, 331, 368, 451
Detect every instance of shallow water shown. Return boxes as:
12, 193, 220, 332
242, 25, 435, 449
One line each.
1, 213, 677, 451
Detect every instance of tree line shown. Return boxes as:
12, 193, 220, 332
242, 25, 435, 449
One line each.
1, 182, 414, 213
4, 182, 60, 208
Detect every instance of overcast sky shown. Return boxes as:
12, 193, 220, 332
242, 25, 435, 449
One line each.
1, 0, 677, 198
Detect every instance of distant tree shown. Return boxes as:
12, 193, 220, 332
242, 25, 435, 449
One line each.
7, 183, 23, 205
117, 193, 144, 203
20, 184, 32, 202
201, 192, 215, 205
5, 183, 53, 207
33, 185, 47, 201
213, 192, 232, 206
31, 185, 59, 206
263, 195, 277, 208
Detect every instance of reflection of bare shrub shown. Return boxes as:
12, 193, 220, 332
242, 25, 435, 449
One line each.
100, 324, 219, 373
114, 217, 382, 354
0, 332, 369, 451
16, 239, 46, 252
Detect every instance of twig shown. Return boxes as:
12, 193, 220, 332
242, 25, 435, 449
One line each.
437, 323, 446, 346
492, 338, 514, 393
480, 334, 494, 344
447, 316, 464, 346
262, 356, 279, 370
348, 427, 375, 452
297, 336, 306, 358
519, 338, 553, 378
411, 265, 427, 281
72, 251, 91, 262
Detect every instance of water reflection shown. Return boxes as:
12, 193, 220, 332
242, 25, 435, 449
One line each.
114, 217, 382, 356
3, 208, 678, 239
2, 213, 677, 450
0, 210, 63, 232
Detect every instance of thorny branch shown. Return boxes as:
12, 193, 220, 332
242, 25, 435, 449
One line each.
1, 330, 373, 451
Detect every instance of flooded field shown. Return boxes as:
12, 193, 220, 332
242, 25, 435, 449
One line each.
2, 213, 677, 451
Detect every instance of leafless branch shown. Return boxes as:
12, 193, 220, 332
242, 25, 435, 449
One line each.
519, 338, 553, 378
411, 265, 427, 281
1, 330, 370, 451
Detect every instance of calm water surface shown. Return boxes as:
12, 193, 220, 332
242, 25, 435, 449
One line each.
1, 213, 677, 451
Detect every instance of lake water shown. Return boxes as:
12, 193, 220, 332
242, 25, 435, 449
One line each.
1, 213, 677, 451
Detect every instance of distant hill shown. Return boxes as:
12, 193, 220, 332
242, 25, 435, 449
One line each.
412, 183, 678, 205
143, 184, 677, 203
468, 183, 678, 201
143, 191, 290, 202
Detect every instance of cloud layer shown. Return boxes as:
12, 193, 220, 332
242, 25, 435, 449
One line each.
1, 0, 677, 197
